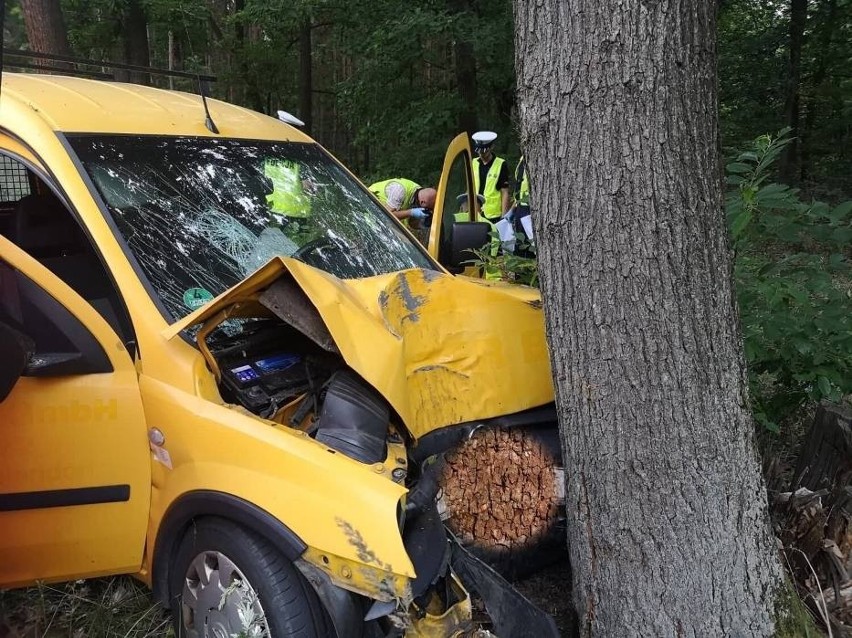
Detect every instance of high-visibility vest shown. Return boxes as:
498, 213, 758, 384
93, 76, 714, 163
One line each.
264, 159, 309, 217
369, 178, 420, 210
472, 156, 506, 220
515, 156, 530, 207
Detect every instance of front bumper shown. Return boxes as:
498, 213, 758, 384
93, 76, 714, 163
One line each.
369, 508, 560, 637
301, 504, 560, 637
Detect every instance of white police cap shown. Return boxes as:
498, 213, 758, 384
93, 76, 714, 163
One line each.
472, 131, 498, 147
277, 110, 305, 127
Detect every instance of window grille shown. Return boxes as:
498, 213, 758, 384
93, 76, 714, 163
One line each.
0, 156, 31, 203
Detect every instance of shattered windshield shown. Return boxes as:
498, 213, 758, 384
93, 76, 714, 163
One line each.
68, 136, 434, 321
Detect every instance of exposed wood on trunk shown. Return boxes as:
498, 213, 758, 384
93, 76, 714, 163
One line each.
514, 0, 785, 634
440, 427, 563, 576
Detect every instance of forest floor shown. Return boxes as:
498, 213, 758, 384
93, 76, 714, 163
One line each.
513, 558, 574, 634
0, 566, 574, 638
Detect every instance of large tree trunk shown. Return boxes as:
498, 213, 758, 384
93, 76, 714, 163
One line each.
780, 0, 808, 184
21, 0, 72, 57
514, 0, 785, 636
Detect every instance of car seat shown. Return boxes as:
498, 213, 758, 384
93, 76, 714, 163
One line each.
12, 192, 85, 258
11, 191, 133, 344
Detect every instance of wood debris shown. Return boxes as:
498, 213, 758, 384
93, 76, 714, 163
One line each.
776, 402, 852, 634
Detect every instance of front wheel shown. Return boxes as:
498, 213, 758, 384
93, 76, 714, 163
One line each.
169, 517, 329, 638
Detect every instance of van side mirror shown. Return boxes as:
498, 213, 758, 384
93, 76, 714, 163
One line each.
447, 222, 491, 273
0, 321, 33, 401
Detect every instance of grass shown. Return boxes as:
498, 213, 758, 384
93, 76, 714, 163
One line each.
0, 577, 170, 637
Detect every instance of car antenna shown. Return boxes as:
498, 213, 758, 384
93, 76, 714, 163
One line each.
197, 74, 219, 134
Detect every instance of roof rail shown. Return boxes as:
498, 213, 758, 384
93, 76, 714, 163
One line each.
1, 49, 216, 84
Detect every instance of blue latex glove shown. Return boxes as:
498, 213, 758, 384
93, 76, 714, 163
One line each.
410, 207, 428, 219
502, 208, 515, 223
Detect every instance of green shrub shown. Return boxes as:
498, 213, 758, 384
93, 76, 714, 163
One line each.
473, 130, 852, 433
728, 129, 852, 431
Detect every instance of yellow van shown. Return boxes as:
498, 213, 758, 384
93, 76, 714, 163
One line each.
0, 72, 557, 637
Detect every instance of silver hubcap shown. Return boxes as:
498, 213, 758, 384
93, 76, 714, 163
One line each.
181, 550, 269, 638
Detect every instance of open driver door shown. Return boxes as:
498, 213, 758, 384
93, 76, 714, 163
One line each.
427, 133, 490, 277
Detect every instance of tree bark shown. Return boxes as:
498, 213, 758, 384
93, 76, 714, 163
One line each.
20, 0, 71, 57
780, 0, 808, 184
448, 0, 479, 136
299, 17, 314, 135
514, 0, 785, 636
800, 0, 836, 182
123, 0, 151, 85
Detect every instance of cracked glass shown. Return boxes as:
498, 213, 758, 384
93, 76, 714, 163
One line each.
68, 136, 434, 322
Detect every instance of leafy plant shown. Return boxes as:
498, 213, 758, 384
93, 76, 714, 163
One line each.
478, 130, 852, 433
728, 129, 852, 431
466, 231, 539, 286
0, 577, 170, 637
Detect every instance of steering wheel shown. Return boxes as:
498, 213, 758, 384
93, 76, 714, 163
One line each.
291, 235, 335, 263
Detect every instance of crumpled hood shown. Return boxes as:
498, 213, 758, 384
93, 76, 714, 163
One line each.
166, 258, 554, 439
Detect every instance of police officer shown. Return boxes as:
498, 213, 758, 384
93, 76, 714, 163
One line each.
455, 192, 486, 222
512, 155, 530, 218
264, 158, 311, 218
471, 131, 510, 222
369, 178, 436, 223
508, 154, 535, 257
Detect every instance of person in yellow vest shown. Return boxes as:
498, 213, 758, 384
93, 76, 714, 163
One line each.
471, 131, 511, 222
264, 158, 311, 218
508, 154, 535, 258
242, 157, 316, 272
368, 178, 436, 223
512, 155, 530, 217
454, 192, 486, 221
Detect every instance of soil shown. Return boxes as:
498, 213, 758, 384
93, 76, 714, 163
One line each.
512, 558, 575, 636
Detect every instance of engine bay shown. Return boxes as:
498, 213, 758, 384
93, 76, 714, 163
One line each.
205, 319, 394, 466
211, 321, 338, 419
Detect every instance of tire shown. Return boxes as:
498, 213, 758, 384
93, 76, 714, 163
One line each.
169, 517, 331, 638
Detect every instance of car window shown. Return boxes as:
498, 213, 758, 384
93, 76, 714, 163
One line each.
0, 154, 135, 346
0, 260, 111, 375
0, 155, 31, 203
67, 136, 436, 322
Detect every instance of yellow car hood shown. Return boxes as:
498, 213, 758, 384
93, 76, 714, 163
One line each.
165, 258, 554, 439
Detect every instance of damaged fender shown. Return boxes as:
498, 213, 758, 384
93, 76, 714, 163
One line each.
166, 257, 554, 439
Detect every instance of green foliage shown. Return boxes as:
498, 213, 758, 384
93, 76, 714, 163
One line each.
728, 129, 852, 431
773, 579, 821, 638
0, 577, 170, 637
466, 232, 538, 286
482, 130, 852, 434
10, 0, 852, 195
718, 0, 852, 194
